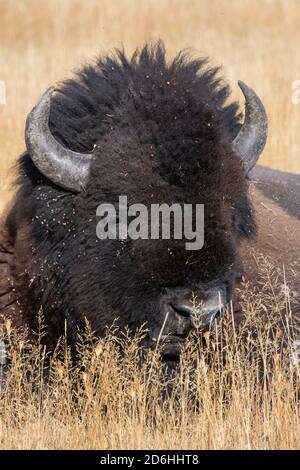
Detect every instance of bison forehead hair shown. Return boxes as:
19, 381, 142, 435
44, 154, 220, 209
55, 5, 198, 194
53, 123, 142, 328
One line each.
20, 41, 254, 231
10, 42, 256, 345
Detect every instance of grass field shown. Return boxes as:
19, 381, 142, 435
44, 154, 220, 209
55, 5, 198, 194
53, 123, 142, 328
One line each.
1, 275, 300, 450
0, 0, 300, 450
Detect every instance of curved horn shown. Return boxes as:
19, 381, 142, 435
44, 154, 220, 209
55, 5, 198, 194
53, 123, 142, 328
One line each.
232, 81, 268, 174
25, 87, 93, 192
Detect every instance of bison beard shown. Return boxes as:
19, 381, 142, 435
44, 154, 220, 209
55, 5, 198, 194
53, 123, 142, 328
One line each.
0, 42, 271, 360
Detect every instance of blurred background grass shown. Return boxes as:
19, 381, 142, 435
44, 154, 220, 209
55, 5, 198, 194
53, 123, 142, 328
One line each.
1, 0, 300, 211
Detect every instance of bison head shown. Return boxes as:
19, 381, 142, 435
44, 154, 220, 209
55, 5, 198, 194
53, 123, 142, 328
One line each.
21, 46, 267, 359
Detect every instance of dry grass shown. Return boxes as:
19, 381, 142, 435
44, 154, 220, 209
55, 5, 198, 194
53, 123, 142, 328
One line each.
0, 0, 300, 450
1, 267, 300, 450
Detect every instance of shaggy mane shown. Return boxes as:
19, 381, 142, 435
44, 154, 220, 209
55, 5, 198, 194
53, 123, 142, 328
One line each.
48, 41, 241, 152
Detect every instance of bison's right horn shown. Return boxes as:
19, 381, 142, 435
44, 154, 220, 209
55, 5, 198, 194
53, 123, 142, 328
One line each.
232, 81, 268, 175
25, 87, 93, 192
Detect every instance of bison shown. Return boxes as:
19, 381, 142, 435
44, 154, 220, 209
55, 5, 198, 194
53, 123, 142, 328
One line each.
0, 43, 299, 360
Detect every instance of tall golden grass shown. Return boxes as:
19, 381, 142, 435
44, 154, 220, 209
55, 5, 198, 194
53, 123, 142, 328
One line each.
1, 265, 300, 450
0, 0, 300, 450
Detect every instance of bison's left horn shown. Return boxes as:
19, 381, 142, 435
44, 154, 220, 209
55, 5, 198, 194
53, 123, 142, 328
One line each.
232, 81, 268, 174
25, 87, 93, 192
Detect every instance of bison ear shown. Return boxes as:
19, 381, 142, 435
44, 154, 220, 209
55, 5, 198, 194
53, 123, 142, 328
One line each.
25, 87, 93, 192
232, 81, 268, 175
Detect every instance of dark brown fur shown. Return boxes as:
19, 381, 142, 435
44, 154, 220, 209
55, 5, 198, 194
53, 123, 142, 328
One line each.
0, 43, 299, 348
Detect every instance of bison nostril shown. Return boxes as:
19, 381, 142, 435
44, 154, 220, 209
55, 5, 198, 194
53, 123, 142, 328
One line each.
171, 303, 193, 318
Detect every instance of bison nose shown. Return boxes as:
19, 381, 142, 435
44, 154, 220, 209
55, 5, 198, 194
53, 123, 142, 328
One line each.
171, 302, 194, 318
162, 300, 194, 338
